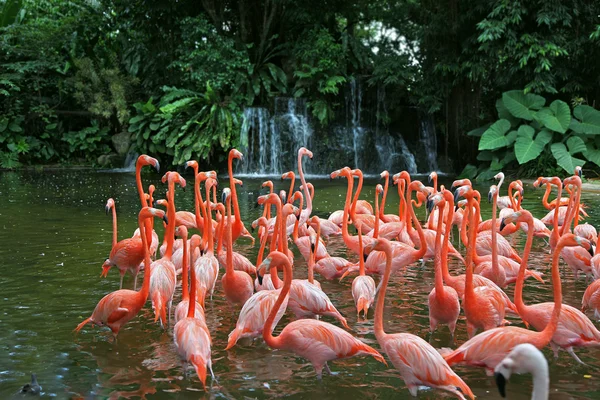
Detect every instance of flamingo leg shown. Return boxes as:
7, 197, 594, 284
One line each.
119, 274, 124, 290
134, 273, 138, 290
324, 363, 333, 376
567, 347, 586, 365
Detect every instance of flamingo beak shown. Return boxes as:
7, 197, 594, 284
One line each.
453, 190, 460, 204
162, 214, 168, 225
494, 372, 507, 398
101, 263, 110, 278
589, 245, 595, 257
154, 161, 160, 173
500, 218, 507, 232
578, 168, 583, 178
222, 191, 227, 204
105, 205, 110, 215
488, 191, 493, 204
426, 197, 433, 213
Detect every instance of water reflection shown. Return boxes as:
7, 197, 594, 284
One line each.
1, 170, 600, 398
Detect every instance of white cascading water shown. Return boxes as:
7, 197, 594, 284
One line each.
419, 114, 438, 172
349, 78, 364, 169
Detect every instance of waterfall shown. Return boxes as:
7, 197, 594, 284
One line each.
349, 78, 365, 169
375, 134, 418, 175
239, 107, 271, 175
419, 114, 438, 172
122, 149, 138, 172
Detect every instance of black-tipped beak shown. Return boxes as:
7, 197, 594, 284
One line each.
488, 191, 492, 203
296, 213, 300, 221
426, 198, 433, 213
363, 252, 368, 263
257, 270, 264, 285
182, 186, 186, 192
184, 163, 189, 170
154, 161, 160, 173
455, 205, 459, 211
282, 193, 287, 204
578, 169, 583, 178
454, 190, 460, 204
162, 214, 169, 225
495, 372, 507, 398
428, 175, 432, 183
589, 245, 595, 257
520, 189, 524, 196
251, 226, 255, 233
451, 184, 457, 193
310, 242, 315, 253
105, 206, 109, 215
222, 191, 227, 204
500, 218, 506, 232
200, 249, 204, 256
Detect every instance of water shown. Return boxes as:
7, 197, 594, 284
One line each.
419, 114, 439, 172
349, 78, 364, 169
2, 170, 600, 399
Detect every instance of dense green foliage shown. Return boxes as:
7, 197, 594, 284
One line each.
2, 0, 600, 171
462, 91, 600, 180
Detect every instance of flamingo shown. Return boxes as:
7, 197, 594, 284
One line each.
349, 227, 376, 318
427, 191, 460, 336
221, 187, 254, 307
75, 207, 166, 337
223, 149, 254, 245
134, 155, 160, 253
253, 216, 282, 291
506, 209, 600, 364
582, 276, 600, 320
367, 184, 404, 240
101, 198, 145, 289
494, 343, 549, 400
292, 192, 328, 262
281, 171, 295, 204
456, 185, 507, 338
173, 230, 213, 389
366, 238, 474, 399
444, 234, 587, 374
378, 170, 401, 223
297, 147, 314, 226
174, 228, 205, 324
149, 172, 184, 328
350, 169, 376, 234
311, 217, 355, 280
257, 251, 386, 379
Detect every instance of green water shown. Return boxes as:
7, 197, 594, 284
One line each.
2, 170, 600, 399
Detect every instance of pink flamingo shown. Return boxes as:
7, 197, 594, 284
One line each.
506, 210, 600, 364
149, 172, 184, 327
101, 198, 145, 289
174, 228, 205, 324
350, 169, 376, 234
427, 191, 460, 336
349, 228, 376, 318
173, 232, 213, 389
221, 187, 254, 307
366, 238, 474, 399
297, 147, 314, 226
258, 251, 386, 379
378, 171, 401, 223
223, 149, 254, 245
444, 234, 586, 374
75, 207, 166, 337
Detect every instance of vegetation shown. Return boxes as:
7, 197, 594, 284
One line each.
2, 0, 600, 173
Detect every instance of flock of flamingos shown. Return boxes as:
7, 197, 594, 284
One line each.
73, 147, 600, 399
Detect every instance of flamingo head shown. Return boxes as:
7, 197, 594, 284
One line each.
427, 193, 444, 213
494, 343, 547, 398
376, 184, 384, 196
185, 160, 198, 171
453, 185, 472, 204
364, 237, 392, 255
139, 206, 168, 225
175, 225, 188, 239
279, 190, 287, 204
138, 155, 160, 172
233, 178, 243, 187
281, 171, 294, 180
206, 178, 217, 192
500, 210, 534, 231
299, 147, 313, 159
309, 233, 316, 253
560, 234, 593, 256
488, 185, 498, 203
532, 176, 543, 188
380, 170, 389, 179
451, 178, 471, 192
575, 166, 583, 178
351, 169, 363, 178
105, 198, 115, 214
100, 259, 112, 278
230, 149, 243, 160
428, 171, 437, 183
154, 198, 168, 209
222, 187, 232, 204
262, 180, 273, 190
330, 166, 351, 179
256, 252, 288, 285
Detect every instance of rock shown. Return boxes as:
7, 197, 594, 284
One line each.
97, 153, 119, 167
111, 131, 131, 156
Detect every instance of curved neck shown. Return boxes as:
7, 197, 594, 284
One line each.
225, 195, 234, 274
434, 202, 445, 298
216, 207, 225, 254
138, 215, 152, 300
398, 180, 406, 220
110, 204, 117, 248
432, 175, 438, 193
194, 175, 204, 234
342, 174, 355, 246
350, 173, 363, 220
263, 253, 292, 348
228, 155, 242, 225
287, 175, 295, 204
380, 175, 389, 219
308, 238, 315, 283
542, 184, 552, 210
373, 190, 380, 238
532, 362, 550, 400
550, 183, 562, 249
464, 197, 477, 297
164, 182, 176, 259
374, 245, 392, 341
358, 229, 365, 276
460, 204, 469, 247
181, 231, 189, 300
298, 154, 312, 215
204, 185, 214, 253
441, 195, 454, 283
407, 185, 426, 260
539, 240, 564, 343
188, 239, 197, 318
515, 218, 534, 314
257, 228, 268, 266
136, 162, 153, 247
561, 185, 578, 235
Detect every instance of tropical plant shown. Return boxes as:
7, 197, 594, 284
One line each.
463, 90, 600, 180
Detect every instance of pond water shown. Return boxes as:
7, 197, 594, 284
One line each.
2, 170, 600, 399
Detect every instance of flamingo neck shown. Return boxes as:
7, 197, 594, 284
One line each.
228, 156, 242, 227
111, 204, 118, 249
531, 364, 550, 400
216, 208, 225, 254
204, 186, 214, 253
434, 202, 445, 298
542, 184, 552, 210
287, 175, 295, 204
373, 190, 380, 239
225, 195, 234, 275
460, 203, 469, 247
188, 239, 197, 318
136, 163, 153, 248
514, 217, 534, 315
441, 196, 454, 284
539, 239, 564, 345
407, 185, 426, 260
194, 175, 204, 234
374, 245, 392, 342
350, 173, 363, 221
342, 173, 355, 247
138, 216, 152, 300
262, 253, 291, 349
164, 182, 176, 259
491, 193, 499, 275
549, 183, 562, 250
380, 175, 389, 219
181, 232, 189, 300
358, 229, 365, 276
298, 154, 312, 216
464, 197, 477, 297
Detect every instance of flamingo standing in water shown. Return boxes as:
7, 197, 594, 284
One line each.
350, 169, 376, 234
149, 172, 184, 327
221, 187, 254, 307
223, 149, 254, 245
257, 251, 386, 379
444, 234, 588, 374
365, 238, 474, 399
173, 231, 213, 389
427, 191, 460, 336
311, 216, 355, 280
506, 209, 600, 364
101, 198, 145, 289
297, 147, 314, 227
134, 155, 160, 255
349, 228, 375, 318
75, 207, 167, 337
494, 343, 549, 399
174, 228, 205, 324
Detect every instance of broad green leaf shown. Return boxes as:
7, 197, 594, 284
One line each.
478, 119, 511, 150
477, 151, 494, 161
467, 123, 491, 137
476, 167, 500, 182
537, 129, 554, 146
459, 164, 478, 179
506, 130, 518, 145
0, 118, 7, 132
584, 143, 600, 166
535, 100, 571, 133
566, 136, 586, 154
495, 99, 519, 126
160, 97, 195, 113
514, 125, 546, 164
551, 142, 586, 173
571, 105, 600, 135
8, 122, 22, 132
502, 90, 546, 121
